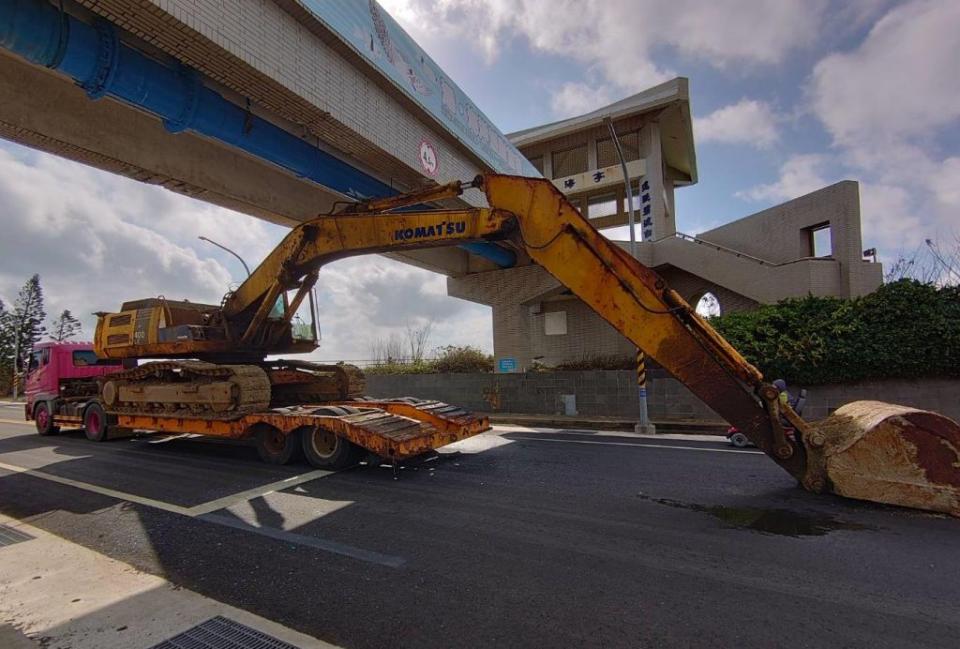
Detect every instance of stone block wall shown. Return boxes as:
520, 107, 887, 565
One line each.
366, 371, 960, 424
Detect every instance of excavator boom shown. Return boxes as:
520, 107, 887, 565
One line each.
96, 174, 960, 516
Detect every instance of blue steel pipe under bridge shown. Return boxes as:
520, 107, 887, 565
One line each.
0, 0, 523, 269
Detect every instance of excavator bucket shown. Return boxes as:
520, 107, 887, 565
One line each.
809, 401, 960, 516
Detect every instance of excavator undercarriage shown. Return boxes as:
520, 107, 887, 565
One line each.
101, 360, 366, 419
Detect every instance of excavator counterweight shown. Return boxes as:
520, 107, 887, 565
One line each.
91, 174, 960, 515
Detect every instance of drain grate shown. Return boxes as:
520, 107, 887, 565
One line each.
0, 523, 33, 548
149, 616, 301, 649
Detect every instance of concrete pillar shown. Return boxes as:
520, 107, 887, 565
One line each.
640, 122, 674, 240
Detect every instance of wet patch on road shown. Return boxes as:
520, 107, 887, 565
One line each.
642, 496, 873, 536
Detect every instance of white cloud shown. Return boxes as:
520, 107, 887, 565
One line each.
930, 157, 960, 207
0, 144, 492, 361
810, 0, 960, 148
736, 154, 830, 202
696, 99, 780, 148
857, 182, 921, 245
379, 0, 829, 108
550, 81, 616, 119
804, 0, 960, 255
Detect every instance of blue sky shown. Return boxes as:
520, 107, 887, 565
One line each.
382, 0, 959, 242
0, 0, 957, 360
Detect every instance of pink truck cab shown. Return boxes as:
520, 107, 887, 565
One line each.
24, 341, 125, 437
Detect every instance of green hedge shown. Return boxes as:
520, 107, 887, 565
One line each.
710, 280, 960, 385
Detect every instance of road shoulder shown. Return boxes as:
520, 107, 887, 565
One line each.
0, 514, 338, 649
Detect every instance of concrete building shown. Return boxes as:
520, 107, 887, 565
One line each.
449, 79, 883, 371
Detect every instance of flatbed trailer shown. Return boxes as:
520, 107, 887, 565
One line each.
113, 399, 489, 466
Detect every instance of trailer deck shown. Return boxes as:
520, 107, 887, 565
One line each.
114, 399, 489, 461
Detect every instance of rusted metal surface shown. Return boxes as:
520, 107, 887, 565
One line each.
806, 401, 960, 516
115, 399, 489, 460
343, 178, 467, 214
332, 399, 490, 439
480, 173, 808, 482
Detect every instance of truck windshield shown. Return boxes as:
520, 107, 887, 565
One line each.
72, 350, 122, 367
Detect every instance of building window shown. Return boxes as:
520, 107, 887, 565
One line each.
552, 145, 588, 178
587, 194, 619, 220
596, 131, 640, 168
544, 311, 568, 336
528, 155, 544, 175
804, 222, 833, 257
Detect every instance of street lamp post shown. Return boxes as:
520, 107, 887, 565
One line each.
605, 117, 655, 435
198, 236, 252, 277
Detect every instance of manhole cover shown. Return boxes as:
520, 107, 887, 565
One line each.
0, 523, 33, 548
150, 616, 300, 649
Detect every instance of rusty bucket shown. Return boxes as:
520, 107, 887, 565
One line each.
808, 401, 960, 516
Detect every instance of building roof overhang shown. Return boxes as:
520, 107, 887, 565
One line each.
507, 77, 698, 186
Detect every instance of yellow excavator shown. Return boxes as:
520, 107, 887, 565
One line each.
92, 174, 960, 516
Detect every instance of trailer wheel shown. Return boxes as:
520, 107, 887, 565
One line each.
301, 426, 363, 470
34, 402, 59, 436
83, 403, 109, 442
729, 431, 752, 448
254, 424, 301, 465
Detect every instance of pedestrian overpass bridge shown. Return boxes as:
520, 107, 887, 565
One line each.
0, 0, 530, 273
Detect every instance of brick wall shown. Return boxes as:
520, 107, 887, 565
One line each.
366, 371, 960, 424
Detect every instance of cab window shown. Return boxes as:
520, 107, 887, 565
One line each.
73, 350, 122, 367
28, 350, 42, 371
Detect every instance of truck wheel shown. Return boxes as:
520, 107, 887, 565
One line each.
254, 425, 301, 465
729, 432, 751, 448
301, 426, 363, 470
34, 403, 60, 436
83, 403, 109, 442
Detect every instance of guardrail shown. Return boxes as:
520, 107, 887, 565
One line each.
668, 232, 834, 267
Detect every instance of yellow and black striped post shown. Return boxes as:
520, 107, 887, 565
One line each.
636, 349, 654, 433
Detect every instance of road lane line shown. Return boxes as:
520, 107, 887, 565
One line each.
509, 437, 763, 454
0, 417, 31, 426
0, 460, 194, 514
0, 459, 405, 568
186, 469, 334, 516
198, 513, 406, 568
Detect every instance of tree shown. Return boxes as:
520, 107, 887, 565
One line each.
0, 299, 14, 395
369, 333, 405, 365
884, 236, 960, 286
11, 274, 46, 398
405, 321, 433, 363
50, 309, 82, 342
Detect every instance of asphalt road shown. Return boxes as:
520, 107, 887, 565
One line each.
1, 402, 958, 649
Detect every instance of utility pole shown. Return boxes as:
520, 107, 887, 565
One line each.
605, 117, 655, 435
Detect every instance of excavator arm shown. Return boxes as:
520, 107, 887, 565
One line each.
212, 174, 960, 515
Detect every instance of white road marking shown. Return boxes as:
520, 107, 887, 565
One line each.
0, 418, 31, 426
0, 460, 193, 515
0, 460, 334, 517
185, 470, 333, 516
0, 458, 402, 567
511, 436, 763, 454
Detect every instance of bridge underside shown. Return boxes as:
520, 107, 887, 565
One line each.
0, 50, 333, 227
0, 50, 482, 276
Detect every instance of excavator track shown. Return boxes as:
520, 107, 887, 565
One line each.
265, 361, 366, 407
102, 361, 271, 420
